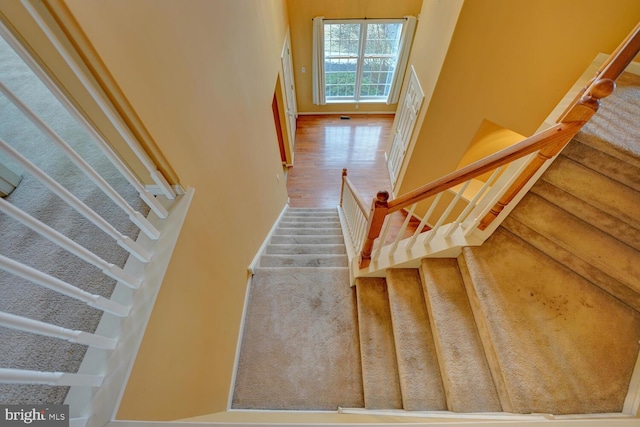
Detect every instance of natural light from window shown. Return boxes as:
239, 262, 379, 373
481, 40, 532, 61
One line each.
324, 20, 403, 103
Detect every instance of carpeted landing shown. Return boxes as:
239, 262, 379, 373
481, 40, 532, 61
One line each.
232, 72, 640, 415
232, 208, 363, 410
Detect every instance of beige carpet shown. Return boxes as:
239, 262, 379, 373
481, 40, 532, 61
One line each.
232, 70, 640, 415
232, 208, 363, 410
577, 72, 640, 159
461, 228, 640, 414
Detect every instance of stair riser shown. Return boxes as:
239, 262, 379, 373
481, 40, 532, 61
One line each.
541, 156, 640, 230
285, 211, 337, 217
278, 221, 340, 228
280, 217, 340, 223
266, 244, 346, 255
275, 228, 342, 236
270, 236, 344, 245
508, 192, 640, 292
561, 140, 640, 192
502, 216, 640, 312
531, 180, 640, 252
259, 255, 347, 268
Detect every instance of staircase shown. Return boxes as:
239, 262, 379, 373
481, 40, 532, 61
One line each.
354, 135, 640, 415
234, 128, 640, 416
262, 207, 347, 268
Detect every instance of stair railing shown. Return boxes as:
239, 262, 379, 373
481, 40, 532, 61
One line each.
0, 17, 193, 427
340, 21, 640, 274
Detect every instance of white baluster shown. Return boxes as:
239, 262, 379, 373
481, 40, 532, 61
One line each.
444, 167, 504, 238
0, 82, 160, 240
390, 203, 417, 255
0, 254, 129, 317
424, 180, 472, 244
0, 138, 151, 262
0, 22, 171, 218
0, 368, 103, 387
0, 198, 141, 289
0, 311, 117, 350
407, 192, 442, 249
20, 0, 176, 200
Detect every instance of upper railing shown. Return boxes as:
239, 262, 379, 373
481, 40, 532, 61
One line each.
0, 15, 193, 427
340, 21, 640, 276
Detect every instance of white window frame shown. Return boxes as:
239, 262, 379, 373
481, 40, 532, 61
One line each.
324, 19, 405, 104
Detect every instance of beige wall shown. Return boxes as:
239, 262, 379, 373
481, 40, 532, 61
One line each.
287, 0, 422, 114
59, 0, 290, 420
398, 0, 640, 196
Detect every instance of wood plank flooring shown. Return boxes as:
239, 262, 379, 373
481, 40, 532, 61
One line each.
286, 114, 424, 242
287, 114, 395, 208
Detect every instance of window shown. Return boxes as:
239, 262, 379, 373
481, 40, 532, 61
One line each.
324, 20, 404, 102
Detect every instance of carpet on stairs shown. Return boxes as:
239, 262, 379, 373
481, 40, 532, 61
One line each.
232, 208, 363, 410
355, 277, 402, 409
419, 259, 501, 413
385, 268, 446, 411
461, 227, 640, 415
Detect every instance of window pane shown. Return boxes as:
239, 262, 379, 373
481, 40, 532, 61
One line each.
325, 58, 357, 98
324, 24, 361, 57
361, 58, 394, 98
364, 23, 402, 56
323, 21, 404, 101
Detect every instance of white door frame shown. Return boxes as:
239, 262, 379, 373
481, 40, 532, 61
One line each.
281, 30, 298, 151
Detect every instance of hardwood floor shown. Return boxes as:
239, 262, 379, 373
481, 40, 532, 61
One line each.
287, 114, 395, 208
286, 114, 424, 243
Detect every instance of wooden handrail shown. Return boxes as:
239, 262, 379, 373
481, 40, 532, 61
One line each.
351, 22, 640, 269
588, 21, 640, 88
340, 168, 370, 218
386, 122, 580, 214
558, 21, 640, 123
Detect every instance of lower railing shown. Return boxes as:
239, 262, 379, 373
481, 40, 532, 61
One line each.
340, 21, 640, 279
0, 15, 191, 427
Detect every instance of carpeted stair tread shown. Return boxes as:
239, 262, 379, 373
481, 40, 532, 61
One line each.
541, 156, 640, 230
385, 269, 446, 411
265, 244, 346, 255
270, 235, 344, 245
278, 221, 341, 229
574, 71, 640, 164
560, 139, 640, 192
233, 266, 363, 409
419, 259, 501, 413
502, 215, 640, 311
508, 192, 640, 294
575, 131, 640, 170
280, 216, 341, 223
530, 180, 640, 252
355, 277, 403, 409
275, 227, 342, 236
284, 210, 338, 217
260, 254, 347, 268
461, 227, 640, 414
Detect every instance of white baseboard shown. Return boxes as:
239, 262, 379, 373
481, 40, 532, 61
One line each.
297, 111, 396, 116
145, 184, 186, 196
228, 203, 289, 409
247, 203, 289, 274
